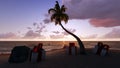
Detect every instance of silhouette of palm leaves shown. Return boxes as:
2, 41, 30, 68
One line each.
48, 1, 69, 25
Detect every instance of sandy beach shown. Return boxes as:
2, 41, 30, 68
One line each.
0, 48, 120, 68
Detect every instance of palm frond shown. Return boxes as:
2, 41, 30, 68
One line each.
54, 1, 61, 13
61, 5, 66, 12
48, 8, 56, 14
60, 13, 69, 23
55, 20, 59, 25
51, 14, 58, 21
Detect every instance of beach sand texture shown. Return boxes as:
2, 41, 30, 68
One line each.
0, 48, 120, 68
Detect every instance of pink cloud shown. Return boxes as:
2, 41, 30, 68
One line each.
63, 0, 120, 27
23, 30, 45, 39
50, 28, 76, 39
43, 18, 50, 24
35, 25, 45, 33
23, 30, 39, 38
62, 29, 76, 35
90, 18, 120, 27
0, 32, 19, 39
103, 28, 120, 38
27, 27, 32, 30
27, 22, 46, 33
50, 35, 64, 39
33, 22, 38, 26
49, 28, 77, 39
84, 34, 98, 39
52, 31, 60, 34
23, 22, 47, 39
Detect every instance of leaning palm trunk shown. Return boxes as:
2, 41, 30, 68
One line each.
48, 1, 86, 54
59, 22, 86, 54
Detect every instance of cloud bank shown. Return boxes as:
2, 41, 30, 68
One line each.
62, 29, 76, 35
0, 32, 19, 39
23, 22, 46, 39
23, 30, 41, 39
0, 22, 47, 40
103, 28, 120, 38
63, 0, 120, 27
50, 34, 64, 39
52, 31, 60, 34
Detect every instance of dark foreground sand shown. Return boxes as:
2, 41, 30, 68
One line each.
0, 48, 120, 68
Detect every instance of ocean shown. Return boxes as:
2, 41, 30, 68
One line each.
0, 41, 120, 54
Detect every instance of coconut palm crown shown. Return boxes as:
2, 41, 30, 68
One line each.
48, 1, 69, 25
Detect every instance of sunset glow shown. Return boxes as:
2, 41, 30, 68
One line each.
0, 0, 120, 41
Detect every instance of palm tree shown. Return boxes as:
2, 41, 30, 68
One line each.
48, 1, 86, 54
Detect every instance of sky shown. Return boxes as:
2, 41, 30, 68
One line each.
0, 0, 120, 41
